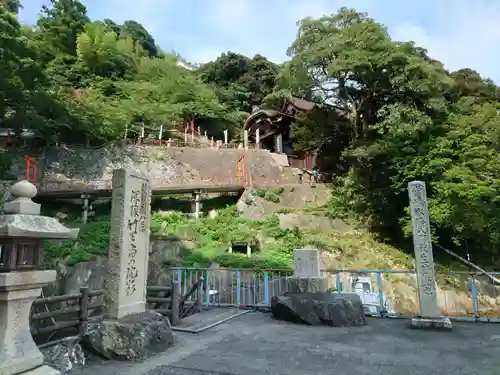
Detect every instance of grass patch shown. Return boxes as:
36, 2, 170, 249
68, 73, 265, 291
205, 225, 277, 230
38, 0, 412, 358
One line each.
44, 214, 110, 266
151, 205, 415, 270
251, 188, 283, 203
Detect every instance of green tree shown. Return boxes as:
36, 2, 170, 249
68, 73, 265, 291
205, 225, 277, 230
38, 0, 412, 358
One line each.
76, 21, 143, 79
120, 20, 157, 57
37, 0, 90, 57
200, 52, 279, 113
281, 8, 451, 143
117, 56, 235, 137
1, 0, 21, 13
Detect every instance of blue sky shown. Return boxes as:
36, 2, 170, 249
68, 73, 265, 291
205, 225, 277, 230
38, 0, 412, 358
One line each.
19, 0, 500, 83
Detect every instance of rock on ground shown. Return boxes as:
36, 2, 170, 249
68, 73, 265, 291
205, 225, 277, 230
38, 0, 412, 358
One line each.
41, 337, 86, 373
271, 292, 366, 327
84, 311, 173, 360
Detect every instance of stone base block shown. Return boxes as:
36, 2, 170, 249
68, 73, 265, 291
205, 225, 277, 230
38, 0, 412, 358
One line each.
410, 316, 452, 330
287, 277, 328, 293
271, 292, 366, 327
85, 311, 173, 360
19, 365, 60, 375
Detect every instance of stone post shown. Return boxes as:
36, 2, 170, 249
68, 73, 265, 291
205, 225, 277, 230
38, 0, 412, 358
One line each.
87, 169, 174, 360
223, 129, 228, 145
0, 180, 79, 375
81, 193, 90, 224
408, 181, 452, 330
255, 129, 260, 149
243, 130, 248, 150
193, 191, 202, 219
104, 169, 152, 319
288, 249, 328, 293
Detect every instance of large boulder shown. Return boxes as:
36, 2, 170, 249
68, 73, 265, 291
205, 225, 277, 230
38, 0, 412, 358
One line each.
84, 311, 173, 360
271, 292, 366, 327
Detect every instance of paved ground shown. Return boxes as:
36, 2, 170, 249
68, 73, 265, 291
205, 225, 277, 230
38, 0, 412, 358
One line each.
74, 312, 500, 375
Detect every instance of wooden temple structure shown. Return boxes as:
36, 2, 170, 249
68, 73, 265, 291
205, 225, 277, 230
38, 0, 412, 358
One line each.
243, 97, 318, 170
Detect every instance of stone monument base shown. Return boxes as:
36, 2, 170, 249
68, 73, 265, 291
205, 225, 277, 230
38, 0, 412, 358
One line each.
271, 292, 366, 327
410, 316, 452, 330
287, 276, 328, 293
19, 365, 60, 375
85, 311, 173, 360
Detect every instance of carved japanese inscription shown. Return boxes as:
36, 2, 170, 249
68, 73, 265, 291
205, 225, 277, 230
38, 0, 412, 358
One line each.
124, 182, 150, 297
408, 181, 439, 317
104, 169, 151, 319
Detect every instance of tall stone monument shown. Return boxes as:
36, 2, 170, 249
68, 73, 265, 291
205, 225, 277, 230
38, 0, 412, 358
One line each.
87, 169, 173, 360
0, 180, 80, 375
288, 248, 328, 292
408, 181, 452, 330
104, 168, 152, 319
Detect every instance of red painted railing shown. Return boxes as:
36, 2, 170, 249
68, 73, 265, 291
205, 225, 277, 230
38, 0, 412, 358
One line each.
25, 155, 37, 183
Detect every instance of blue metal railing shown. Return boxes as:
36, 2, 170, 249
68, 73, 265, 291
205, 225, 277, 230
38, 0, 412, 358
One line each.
167, 267, 500, 323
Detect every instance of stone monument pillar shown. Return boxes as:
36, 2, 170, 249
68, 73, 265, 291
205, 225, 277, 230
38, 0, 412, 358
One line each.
255, 129, 260, 149
223, 129, 228, 145
104, 169, 152, 319
89, 169, 173, 360
0, 180, 80, 375
288, 249, 328, 293
408, 181, 452, 330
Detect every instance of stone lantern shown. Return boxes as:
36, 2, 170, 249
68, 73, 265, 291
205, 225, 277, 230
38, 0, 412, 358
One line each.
0, 180, 79, 375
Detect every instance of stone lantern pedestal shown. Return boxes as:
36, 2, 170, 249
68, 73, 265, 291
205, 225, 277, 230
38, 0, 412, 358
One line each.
0, 180, 79, 375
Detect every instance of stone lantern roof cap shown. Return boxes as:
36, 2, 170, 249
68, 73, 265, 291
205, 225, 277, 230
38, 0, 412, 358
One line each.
0, 180, 79, 239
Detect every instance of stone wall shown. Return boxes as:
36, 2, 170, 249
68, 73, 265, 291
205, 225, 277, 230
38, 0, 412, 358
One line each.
2, 145, 290, 187
237, 185, 333, 219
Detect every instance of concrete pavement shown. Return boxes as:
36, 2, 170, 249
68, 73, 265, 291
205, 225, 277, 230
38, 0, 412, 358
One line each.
74, 312, 500, 375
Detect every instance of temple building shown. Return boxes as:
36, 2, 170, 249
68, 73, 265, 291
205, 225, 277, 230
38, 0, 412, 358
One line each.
243, 97, 319, 170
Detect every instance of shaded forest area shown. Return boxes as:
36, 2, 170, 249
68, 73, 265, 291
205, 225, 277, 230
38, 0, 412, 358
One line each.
2, 1, 500, 266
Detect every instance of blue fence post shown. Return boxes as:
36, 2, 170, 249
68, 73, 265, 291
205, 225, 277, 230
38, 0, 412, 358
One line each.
176, 268, 182, 286
376, 272, 384, 314
205, 269, 210, 306
183, 269, 187, 296
471, 276, 479, 316
335, 272, 342, 292
236, 270, 241, 306
188, 271, 193, 299
263, 272, 269, 305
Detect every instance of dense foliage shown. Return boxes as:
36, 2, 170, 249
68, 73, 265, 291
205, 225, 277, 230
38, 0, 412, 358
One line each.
4, 2, 500, 264
270, 8, 500, 264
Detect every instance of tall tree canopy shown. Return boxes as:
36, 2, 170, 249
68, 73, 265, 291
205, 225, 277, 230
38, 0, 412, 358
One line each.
200, 52, 279, 114
266, 7, 500, 263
